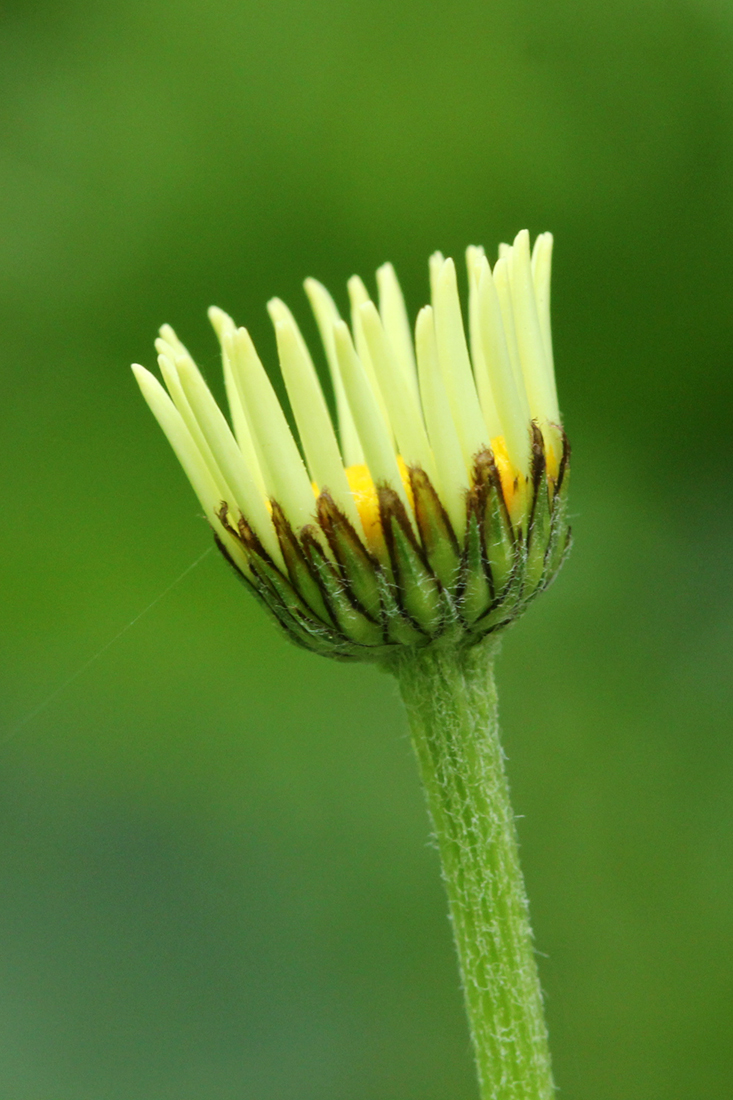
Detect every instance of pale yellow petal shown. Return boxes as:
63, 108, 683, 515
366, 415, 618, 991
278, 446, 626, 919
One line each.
271, 308, 364, 534
228, 327, 317, 534
359, 299, 436, 481
172, 353, 280, 561
333, 320, 411, 514
432, 257, 490, 466
376, 262, 420, 405
415, 306, 468, 536
346, 275, 392, 433
510, 229, 559, 427
476, 257, 531, 476
131, 364, 253, 573
466, 245, 502, 440
531, 232, 556, 387
304, 278, 364, 466
208, 306, 267, 499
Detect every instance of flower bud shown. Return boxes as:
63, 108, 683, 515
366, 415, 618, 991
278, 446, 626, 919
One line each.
133, 232, 571, 661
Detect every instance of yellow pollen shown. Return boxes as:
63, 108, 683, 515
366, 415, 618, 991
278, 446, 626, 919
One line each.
344, 457, 413, 544
491, 433, 560, 505
490, 436, 516, 502
307, 437, 543, 538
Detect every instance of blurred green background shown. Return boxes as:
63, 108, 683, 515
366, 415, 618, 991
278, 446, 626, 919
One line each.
2, 0, 732, 1097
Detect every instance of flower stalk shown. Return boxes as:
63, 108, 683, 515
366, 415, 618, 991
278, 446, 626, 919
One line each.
393, 638, 554, 1100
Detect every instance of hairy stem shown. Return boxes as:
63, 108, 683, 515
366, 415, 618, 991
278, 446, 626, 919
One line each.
392, 639, 554, 1100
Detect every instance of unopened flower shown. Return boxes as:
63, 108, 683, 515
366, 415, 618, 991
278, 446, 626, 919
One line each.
133, 230, 570, 662
133, 235, 573, 1097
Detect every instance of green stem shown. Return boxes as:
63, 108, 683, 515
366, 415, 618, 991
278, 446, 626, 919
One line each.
391, 638, 554, 1100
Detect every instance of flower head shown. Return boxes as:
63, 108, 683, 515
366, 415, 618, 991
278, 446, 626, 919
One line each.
133, 230, 570, 661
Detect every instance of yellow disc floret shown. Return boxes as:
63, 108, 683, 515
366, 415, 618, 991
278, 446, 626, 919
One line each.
345, 457, 414, 546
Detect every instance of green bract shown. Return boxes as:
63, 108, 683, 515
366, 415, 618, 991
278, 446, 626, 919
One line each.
134, 231, 571, 662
